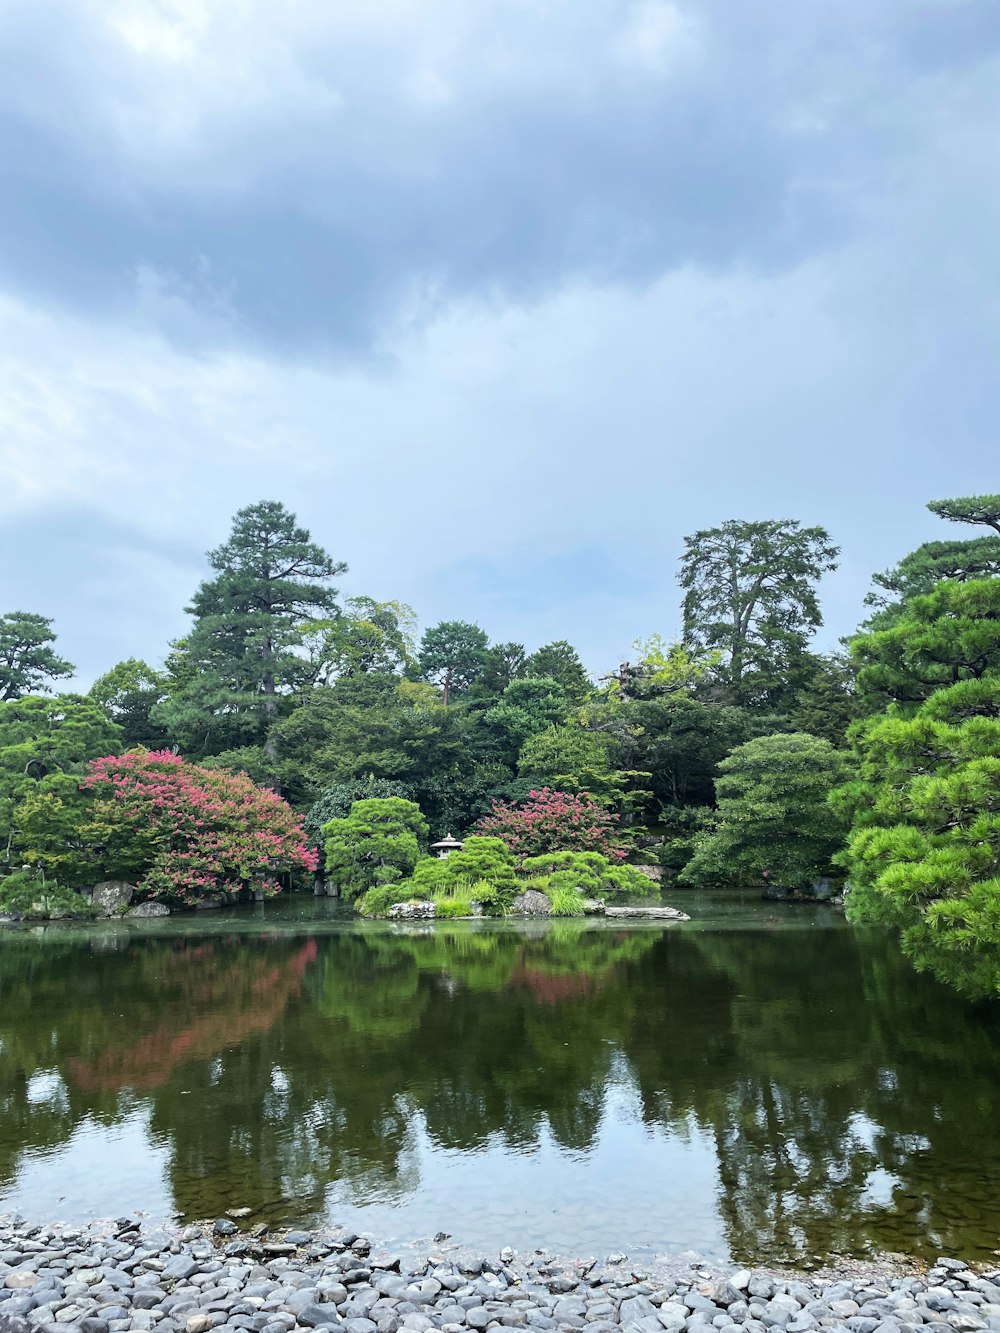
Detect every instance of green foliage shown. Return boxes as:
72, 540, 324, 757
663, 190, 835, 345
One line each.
0, 612, 74, 701
850, 579, 1000, 711
612, 693, 775, 818
519, 850, 651, 898
0, 695, 122, 877
680, 519, 840, 705
649, 805, 716, 875
305, 778, 413, 845
927, 493, 1000, 534
355, 877, 430, 917
866, 538, 1000, 624
0, 869, 95, 919
787, 653, 862, 745
838, 671, 1000, 991
524, 641, 590, 703
480, 675, 569, 763
155, 501, 345, 755
323, 797, 428, 900
410, 836, 518, 898
517, 724, 631, 809
302, 596, 417, 684
545, 881, 587, 916
89, 658, 169, 749
418, 621, 489, 704
680, 733, 851, 889
471, 642, 527, 701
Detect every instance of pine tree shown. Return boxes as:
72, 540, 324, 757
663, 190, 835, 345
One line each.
157, 502, 345, 756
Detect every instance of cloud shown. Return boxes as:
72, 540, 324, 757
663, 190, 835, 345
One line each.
5, 0, 999, 354
0, 0, 998, 684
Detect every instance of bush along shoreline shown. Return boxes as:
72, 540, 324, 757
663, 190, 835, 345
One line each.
0, 1214, 996, 1333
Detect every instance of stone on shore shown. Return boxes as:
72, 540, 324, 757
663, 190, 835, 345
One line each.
127, 901, 170, 918
0, 1214, 990, 1333
90, 882, 134, 916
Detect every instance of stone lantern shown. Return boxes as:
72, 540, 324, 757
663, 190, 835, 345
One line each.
431, 833, 464, 859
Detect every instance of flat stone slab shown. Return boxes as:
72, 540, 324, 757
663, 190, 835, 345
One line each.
604, 905, 690, 921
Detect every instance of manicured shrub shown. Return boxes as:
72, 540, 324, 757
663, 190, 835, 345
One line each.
519, 850, 650, 897
323, 797, 428, 900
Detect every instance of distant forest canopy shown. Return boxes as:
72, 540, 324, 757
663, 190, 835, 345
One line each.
4, 493, 1000, 993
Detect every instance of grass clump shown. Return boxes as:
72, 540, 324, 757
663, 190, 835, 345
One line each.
0, 870, 97, 919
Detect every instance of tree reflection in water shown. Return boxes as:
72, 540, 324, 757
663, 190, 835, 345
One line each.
1, 917, 999, 1263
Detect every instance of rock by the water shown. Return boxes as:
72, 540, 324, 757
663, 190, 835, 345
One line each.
127, 900, 170, 918
388, 901, 436, 920
90, 880, 134, 915
603, 905, 689, 921
512, 889, 551, 916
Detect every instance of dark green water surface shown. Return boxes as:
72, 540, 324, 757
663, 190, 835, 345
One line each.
1, 894, 998, 1266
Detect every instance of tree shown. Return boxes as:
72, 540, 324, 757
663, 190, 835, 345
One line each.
0, 613, 74, 700
89, 658, 169, 749
787, 653, 862, 746
518, 725, 626, 806
612, 635, 720, 700
0, 695, 122, 873
680, 733, 851, 890
524, 640, 590, 703
479, 676, 569, 765
476, 788, 627, 860
927, 493, 1000, 535
851, 579, 1000, 711
81, 750, 317, 904
834, 676, 1000, 994
323, 797, 428, 899
680, 519, 840, 705
865, 494, 1000, 626
303, 597, 416, 684
418, 621, 489, 705
305, 778, 414, 849
155, 502, 345, 755
468, 642, 527, 703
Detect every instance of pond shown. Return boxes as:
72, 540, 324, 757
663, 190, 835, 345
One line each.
1, 893, 998, 1267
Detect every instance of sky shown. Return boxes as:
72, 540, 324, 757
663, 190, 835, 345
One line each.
0, 0, 997, 686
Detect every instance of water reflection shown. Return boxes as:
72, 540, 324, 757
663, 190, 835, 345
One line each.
1, 914, 999, 1264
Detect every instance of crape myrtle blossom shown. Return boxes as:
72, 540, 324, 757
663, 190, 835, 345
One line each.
82, 750, 317, 904
476, 787, 627, 861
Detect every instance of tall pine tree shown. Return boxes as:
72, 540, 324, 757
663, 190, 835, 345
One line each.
157, 502, 345, 756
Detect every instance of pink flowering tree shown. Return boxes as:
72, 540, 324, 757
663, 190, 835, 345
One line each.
82, 750, 317, 905
475, 787, 627, 861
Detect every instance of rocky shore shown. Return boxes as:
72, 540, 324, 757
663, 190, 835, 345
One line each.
1, 1217, 997, 1333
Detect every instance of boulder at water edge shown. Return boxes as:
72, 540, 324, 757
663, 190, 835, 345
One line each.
127, 901, 170, 917
91, 880, 134, 915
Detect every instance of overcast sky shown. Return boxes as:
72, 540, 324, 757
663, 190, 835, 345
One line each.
0, 0, 996, 685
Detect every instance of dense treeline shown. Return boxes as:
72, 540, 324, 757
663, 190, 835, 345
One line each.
3, 493, 1000, 990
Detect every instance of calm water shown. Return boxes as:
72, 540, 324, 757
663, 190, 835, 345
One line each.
1, 895, 998, 1266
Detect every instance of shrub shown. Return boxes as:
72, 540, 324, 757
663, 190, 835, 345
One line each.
476, 787, 628, 859
519, 850, 649, 898
679, 733, 851, 890
410, 836, 517, 899
356, 878, 430, 917
305, 779, 413, 848
0, 869, 96, 918
433, 892, 474, 919
323, 797, 428, 900
82, 750, 317, 905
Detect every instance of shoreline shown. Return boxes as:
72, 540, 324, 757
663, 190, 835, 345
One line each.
2, 1215, 997, 1333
